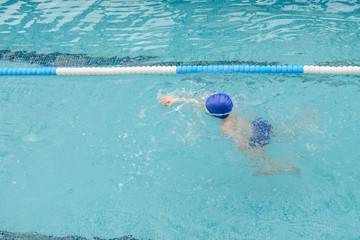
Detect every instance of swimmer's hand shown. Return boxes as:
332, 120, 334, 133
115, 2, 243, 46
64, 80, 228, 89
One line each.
160, 96, 175, 106
160, 96, 184, 106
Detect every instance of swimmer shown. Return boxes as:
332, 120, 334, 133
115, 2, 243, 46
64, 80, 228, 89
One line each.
160, 93, 301, 176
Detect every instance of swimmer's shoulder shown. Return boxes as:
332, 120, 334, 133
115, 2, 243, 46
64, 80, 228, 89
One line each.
221, 115, 235, 134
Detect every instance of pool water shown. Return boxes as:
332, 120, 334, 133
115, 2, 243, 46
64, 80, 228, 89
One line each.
1, 1, 360, 239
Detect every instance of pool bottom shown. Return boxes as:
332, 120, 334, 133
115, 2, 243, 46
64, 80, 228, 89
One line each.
0, 230, 147, 240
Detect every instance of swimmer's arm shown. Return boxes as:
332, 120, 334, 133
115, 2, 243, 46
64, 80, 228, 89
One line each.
160, 96, 204, 107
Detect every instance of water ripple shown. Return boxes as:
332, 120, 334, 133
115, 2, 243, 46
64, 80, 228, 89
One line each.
0, 0, 359, 63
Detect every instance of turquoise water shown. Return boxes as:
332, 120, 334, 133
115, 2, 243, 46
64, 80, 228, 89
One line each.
1, 1, 360, 239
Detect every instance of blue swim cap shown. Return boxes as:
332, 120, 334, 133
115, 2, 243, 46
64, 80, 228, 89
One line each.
205, 93, 233, 119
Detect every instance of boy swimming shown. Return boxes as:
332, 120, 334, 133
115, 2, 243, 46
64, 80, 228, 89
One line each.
160, 93, 300, 176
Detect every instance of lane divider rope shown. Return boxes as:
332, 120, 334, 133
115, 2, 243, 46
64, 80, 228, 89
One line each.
1, 65, 360, 75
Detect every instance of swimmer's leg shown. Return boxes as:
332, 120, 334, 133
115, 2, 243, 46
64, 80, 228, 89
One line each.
274, 109, 321, 140
270, 127, 296, 142
254, 165, 302, 177
239, 143, 302, 177
250, 154, 302, 177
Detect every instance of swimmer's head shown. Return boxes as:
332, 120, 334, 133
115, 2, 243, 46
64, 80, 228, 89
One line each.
205, 93, 233, 119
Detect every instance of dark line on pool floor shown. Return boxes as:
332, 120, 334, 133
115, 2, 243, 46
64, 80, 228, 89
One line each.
0, 49, 279, 67
0, 230, 149, 240
2, 49, 360, 68
0, 50, 158, 67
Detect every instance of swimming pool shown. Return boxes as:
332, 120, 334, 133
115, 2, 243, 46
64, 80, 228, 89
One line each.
1, 1, 360, 239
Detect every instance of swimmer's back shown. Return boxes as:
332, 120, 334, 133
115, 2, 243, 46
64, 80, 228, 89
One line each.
221, 115, 253, 148
221, 116, 272, 149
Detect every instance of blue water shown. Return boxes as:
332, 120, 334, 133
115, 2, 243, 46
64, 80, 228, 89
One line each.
1, 1, 360, 239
